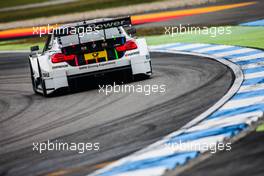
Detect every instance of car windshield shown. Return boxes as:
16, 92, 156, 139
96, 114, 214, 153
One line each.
58, 27, 125, 47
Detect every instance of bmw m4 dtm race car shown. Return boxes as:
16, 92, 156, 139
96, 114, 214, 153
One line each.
29, 16, 152, 96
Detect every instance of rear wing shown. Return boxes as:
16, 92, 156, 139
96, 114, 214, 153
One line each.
54, 16, 132, 37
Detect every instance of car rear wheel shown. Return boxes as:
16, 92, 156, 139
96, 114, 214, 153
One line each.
36, 58, 48, 97
122, 69, 133, 82
41, 79, 48, 97
29, 60, 38, 94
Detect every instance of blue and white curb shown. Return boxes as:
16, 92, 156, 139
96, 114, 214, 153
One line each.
240, 19, 264, 26
90, 43, 264, 176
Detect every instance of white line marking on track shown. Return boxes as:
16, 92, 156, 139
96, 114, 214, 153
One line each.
221, 96, 264, 110
149, 43, 182, 50
114, 167, 166, 176
245, 71, 264, 79
230, 53, 264, 62
192, 45, 234, 53
214, 48, 255, 57
239, 83, 264, 93
187, 111, 262, 133
241, 62, 264, 69
169, 44, 209, 51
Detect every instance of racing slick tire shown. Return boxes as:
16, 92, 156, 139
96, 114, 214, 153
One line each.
41, 78, 48, 97
36, 59, 48, 97
29, 60, 38, 94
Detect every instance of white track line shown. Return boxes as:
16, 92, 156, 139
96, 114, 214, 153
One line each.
149, 43, 182, 50
241, 62, 264, 69
221, 96, 264, 110
114, 167, 166, 176
192, 45, 234, 53
239, 83, 264, 93
230, 53, 264, 62
245, 71, 264, 79
186, 112, 261, 133
169, 44, 209, 51
213, 48, 254, 57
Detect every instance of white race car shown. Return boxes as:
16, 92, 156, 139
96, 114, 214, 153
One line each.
29, 17, 152, 96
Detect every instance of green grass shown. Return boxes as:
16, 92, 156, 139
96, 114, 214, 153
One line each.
0, 0, 163, 23
146, 26, 264, 49
0, 38, 45, 51
0, 42, 44, 51
0, 0, 48, 9
256, 123, 264, 132
1, 26, 263, 51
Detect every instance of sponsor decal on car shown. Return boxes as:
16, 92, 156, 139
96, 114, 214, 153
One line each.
125, 51, 140, 57
79, 61, 116, 70
52, 65, 68, 69
42, 72, 50, 77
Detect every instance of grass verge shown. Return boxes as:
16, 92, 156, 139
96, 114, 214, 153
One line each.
256, 123, 264, 132
145, 26, 264, 49
0, 38, 45, 51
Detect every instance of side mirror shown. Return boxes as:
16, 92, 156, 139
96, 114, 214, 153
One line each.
30, 45, 39, 57
126, 27, 136, 37
30, 45, 39, 52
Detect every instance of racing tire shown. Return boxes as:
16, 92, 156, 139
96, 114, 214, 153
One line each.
122, 69, 133, 83
29, 60, 38, 94
41, 78, 48, 97
36, 58, 48, 97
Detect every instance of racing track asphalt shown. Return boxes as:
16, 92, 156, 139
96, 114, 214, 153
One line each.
179, 129, 264, 176
0, 52, 233, 176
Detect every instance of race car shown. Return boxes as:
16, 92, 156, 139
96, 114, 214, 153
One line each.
29, 16, 152, 96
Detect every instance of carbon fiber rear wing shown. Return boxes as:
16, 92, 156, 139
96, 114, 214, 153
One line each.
54, 16, 132, 37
